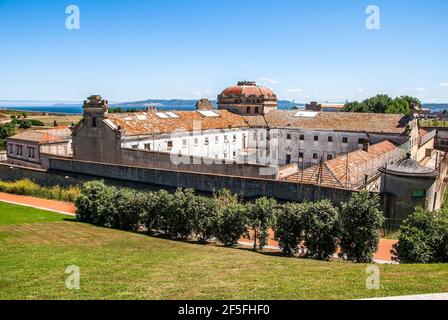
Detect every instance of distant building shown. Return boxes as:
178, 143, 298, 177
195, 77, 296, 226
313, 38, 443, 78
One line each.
218, 81, 277, 115
305, 101, 345, 112
6, 128, 72, 168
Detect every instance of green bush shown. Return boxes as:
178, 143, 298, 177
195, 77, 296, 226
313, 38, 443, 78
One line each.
339, 192, 384, 263
246, 197, 277, 251
139, 191, 160, 234
191, 195, 218, 242
302, 200, 339, 260
75, 181, 114, 225
274, 202, 307, 256
213, 190, 248, 247
393, 207, 448, 263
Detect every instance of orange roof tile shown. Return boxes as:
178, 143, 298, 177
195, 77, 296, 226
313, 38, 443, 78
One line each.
107, 110, 249, 136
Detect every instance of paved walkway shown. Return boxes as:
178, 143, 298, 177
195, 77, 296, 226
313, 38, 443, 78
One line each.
240, 230, 398, 262
0, 192, 76, 216
0, 192, 397, 261
364, 293, 448, 300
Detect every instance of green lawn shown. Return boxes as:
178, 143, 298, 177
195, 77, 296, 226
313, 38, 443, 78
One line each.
0, 202, 73, 225
1, 202, 448, 300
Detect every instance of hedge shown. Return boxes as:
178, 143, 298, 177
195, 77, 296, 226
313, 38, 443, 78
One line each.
0, 179, 79, 202
75, 182, 386, 263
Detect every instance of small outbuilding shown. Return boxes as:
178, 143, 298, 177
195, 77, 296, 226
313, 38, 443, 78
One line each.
379, 154, 439, 228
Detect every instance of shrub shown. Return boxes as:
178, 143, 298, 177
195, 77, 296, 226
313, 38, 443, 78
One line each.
214, 190, 247, 247
0, 179, 79, 202
75, 181, 114, 225
274, 202, 307, 256
191, 195, 218, 242
393, 207, 448, 263
246, 197, 277, 251
139, 191, 160, 234
169, 188, 197, 239
339, 192, 384, 263
106, 188, 143, 231
152, 189, 176, 236
302, 200, 339, 260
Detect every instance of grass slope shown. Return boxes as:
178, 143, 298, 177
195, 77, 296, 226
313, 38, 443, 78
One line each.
1, 202, 448, 300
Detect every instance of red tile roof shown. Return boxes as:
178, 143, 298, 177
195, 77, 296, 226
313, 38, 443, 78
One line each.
284, 140, 400, 189
8, 128, 72, 144
264, 110, 410, 134
107, 110, 249, 136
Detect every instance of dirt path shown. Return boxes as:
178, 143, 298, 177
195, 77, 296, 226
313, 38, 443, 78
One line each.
0, 192, 76, 216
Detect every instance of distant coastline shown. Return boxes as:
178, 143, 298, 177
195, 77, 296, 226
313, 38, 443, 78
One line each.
0, 101, 446, 115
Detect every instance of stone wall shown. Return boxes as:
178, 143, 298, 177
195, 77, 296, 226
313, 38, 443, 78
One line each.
120, 148, 277, 179
45, 158, 353, 202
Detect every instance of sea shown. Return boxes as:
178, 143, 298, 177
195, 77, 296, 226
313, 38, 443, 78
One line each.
0, 104, 447, 115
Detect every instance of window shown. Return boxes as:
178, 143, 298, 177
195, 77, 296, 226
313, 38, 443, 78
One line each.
358, 138, 367, 144
167, 141, 173, 150
253, 132, 257, 140
194, 138, 199, 147
132, 145, 138, 149
16, 145, 23, 156
232, 151, 236, 159
233, 135, 237, 143
327, 154, 333, 161
313, 153, 318, 159
182, 140, 187, 148
255, 107, 259, 114
144, 143, 151, 151
314, 136, 319, 141
92, 117, 97, 127
224, 135, 228, 142
286, 154, 291, 164
299, 134, 305, 141
299, 152, 304, 158
247, 107, 251, 113
204, 138, 209, 146
28, 147, 35, 159
224, 152, 227, 158
342, 137, 348, 144
215, 136, 219, 144
8, 144, 13, 155
287, 134, 292, 140
328, 136, 333, 142
260, 133, 264, 141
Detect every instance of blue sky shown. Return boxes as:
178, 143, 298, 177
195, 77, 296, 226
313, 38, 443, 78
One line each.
0, 0, 447, 103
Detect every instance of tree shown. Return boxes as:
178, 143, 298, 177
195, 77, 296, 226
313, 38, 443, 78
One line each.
342, 94, 418, 115
274, 202, 307, 256
302, 200, 339, 260
246, 197, 277, 251
213, 190, 247, 247
393, 207, 448, 263
339, 192, 385, 263
75, 181, 114, 226
191, 196, 218, 242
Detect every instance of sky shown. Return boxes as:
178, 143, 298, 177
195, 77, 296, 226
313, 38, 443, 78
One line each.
0, 0, 447, 103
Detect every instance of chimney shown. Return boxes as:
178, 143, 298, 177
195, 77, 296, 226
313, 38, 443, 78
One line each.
362, 140, 370, 152
196, 98, 213, 111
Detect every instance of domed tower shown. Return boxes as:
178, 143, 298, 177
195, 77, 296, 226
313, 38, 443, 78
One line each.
217, 81, 277, 115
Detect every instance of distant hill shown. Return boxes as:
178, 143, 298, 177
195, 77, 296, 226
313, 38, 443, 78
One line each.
422, 103, 448, 112
112, 99, 304, 111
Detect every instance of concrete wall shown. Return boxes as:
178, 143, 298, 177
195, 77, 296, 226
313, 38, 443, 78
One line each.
120, 148, 277, 179
46, 158, 354, 202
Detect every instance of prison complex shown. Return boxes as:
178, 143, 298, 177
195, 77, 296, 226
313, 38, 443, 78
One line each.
2, 82, 446, 224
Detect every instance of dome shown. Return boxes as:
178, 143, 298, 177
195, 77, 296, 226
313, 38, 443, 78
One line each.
220, 81, 276, 98
379, 154, 437, 178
